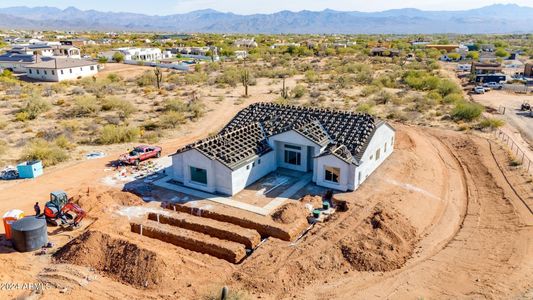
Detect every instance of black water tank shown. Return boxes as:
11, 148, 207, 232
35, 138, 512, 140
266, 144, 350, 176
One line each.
11, 216, 48, 252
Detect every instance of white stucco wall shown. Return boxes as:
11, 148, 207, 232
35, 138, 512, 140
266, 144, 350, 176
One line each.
230, 151, 276, 195
315, 155, 353, 191
26, 64, 98, 82
354, 124, 396, 188
176, 149, 218, 193
269, 131, 322, 173
0, 62, 31, 73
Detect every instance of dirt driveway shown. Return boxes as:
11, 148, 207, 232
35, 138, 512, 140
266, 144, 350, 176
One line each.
473, 91, 533, 144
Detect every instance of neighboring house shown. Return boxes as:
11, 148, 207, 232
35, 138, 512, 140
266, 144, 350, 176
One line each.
0, 52, 49, 73
234, 38, 258, 48
11, 44, 54, 56
170, 103, 395, 196
9, 44, 81, 59
270, 43, 301, 49
370, 47, 400, 57
480, 44, 496, 52
235, 50, 248, 60
456, 64, 472, 72
100, 47, 171, 62
425, 44, 461, 53
471, 62, 503, 75
60, 39, 96, 47
25, 58, 99, 82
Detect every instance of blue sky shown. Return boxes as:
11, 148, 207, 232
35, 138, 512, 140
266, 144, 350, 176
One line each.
2, 0, 533, 15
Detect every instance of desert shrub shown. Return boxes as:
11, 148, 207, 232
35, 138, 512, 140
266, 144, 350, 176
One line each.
160, 111, 186, 128
478, 117, 505, 130
164, 98, 187, 112
72, 96, 100, 117
184, 72, 208, 85
215, 67, 240, 87
20, 97, 51, 120
188, 101, 206, 120
374, 90, 395, 105
437, 79, 461, 97
291, 85, 307, 98
403, 70, 439, 91
304, 70, 319, 83
356, 102, 375, 114
107, 73, 123, 83
443, 93, 464, 104
54, 135, 76, 150
15, 112, 30, 122
60, 120, 82, 133
136, 71, 156, 87
373, 74, 397, 88
99, 125, 140, 144
360, 85, 381, 97
21, 139, 69, 167
101, 97, 136, 118
451, 101, 484, 121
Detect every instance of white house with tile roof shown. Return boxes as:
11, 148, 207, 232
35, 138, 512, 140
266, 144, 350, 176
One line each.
170, 103, 395, 195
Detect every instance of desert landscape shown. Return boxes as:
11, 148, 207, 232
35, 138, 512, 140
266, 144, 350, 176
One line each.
1, 5, 533, 300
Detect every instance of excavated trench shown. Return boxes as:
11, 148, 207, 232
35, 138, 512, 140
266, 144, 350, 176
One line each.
131, 220, 247, 263
147, 212, 261, 248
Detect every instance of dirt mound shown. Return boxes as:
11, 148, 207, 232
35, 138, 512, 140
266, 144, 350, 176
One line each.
300, 195, 323, 209
53, 230, 166, 288
271, 202, 310, 224
339, 205, 417, 272
70, 186, 144, 218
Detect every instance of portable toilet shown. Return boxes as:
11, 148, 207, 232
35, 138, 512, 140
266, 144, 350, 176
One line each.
2, 209, 25, 240
17, 160, 43, 179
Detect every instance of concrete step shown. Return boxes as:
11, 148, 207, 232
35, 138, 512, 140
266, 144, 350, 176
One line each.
130, 220, 247, 264
147, 211, 261, 248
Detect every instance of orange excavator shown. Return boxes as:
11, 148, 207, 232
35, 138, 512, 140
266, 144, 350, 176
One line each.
43, 191, 86, 229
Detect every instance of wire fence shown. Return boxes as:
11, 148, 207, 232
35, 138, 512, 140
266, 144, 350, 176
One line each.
493, 129, 533, 175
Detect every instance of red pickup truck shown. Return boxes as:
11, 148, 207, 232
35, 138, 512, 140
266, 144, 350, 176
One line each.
119, 145, 162, 165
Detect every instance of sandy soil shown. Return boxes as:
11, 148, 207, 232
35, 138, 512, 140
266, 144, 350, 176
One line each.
473, 91, 533, 144
1, 122, 532, 299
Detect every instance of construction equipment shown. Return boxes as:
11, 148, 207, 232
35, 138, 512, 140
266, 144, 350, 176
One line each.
521, 101, 531, 111
43, 191, 86, 229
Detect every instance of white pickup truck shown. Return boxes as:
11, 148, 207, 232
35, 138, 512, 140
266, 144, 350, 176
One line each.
483, 82, 504, 90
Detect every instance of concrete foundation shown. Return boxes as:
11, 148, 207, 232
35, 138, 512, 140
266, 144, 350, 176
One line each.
147, 212, 261, 248
165, 203, 308, 241
131, 220, 246, 263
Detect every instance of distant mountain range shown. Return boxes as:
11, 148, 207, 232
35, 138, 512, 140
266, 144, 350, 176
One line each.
0, 4, 532, 34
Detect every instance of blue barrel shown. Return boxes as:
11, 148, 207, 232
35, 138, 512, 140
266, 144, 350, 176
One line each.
11, 216, 48, 252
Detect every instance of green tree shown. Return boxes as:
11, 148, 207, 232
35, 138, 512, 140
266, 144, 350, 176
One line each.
112, 52, 125, 63
495, 48, 509, 58
466, 51, 479, 60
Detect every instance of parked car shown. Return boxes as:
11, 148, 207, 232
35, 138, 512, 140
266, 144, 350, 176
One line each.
483, 82, 503, 90
119, 145, 162, 165
473, 86, 486, 94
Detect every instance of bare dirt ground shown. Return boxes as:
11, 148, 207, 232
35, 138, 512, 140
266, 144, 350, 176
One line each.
473, 91, 533, 145
1, 122, 532, 299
